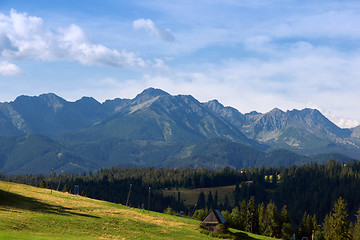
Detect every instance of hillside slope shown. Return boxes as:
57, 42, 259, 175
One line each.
1, 134, 354, 175
0, 181, 276, 240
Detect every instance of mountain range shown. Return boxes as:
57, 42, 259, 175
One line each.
0, 88, 359, 175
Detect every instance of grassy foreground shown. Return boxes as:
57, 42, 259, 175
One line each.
0, 181, 277, 240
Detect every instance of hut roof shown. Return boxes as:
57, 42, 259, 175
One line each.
202, 209, 226, 225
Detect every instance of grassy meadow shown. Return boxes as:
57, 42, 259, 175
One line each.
0, 181, 277, 239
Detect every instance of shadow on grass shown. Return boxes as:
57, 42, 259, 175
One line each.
0, 189, 99, 218
231, 232, 258, 240
228, 229, 270, 240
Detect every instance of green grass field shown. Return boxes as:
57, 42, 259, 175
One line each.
0, 181, 277, 239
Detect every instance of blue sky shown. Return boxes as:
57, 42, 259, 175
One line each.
0, 0, 360, 128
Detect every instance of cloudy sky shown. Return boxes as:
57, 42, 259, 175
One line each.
0, 0, 359, 128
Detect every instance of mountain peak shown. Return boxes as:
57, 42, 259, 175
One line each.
246, 111, 262, 116
13, 93, 66, 110
268, 108, 284, 114
205, 99, 224, 110
76, 96, 100, 105
132, 88, 171, 106
136, 88, 170, 98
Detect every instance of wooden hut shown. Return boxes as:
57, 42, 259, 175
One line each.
201, 210, 227, 232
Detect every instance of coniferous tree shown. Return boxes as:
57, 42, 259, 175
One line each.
234, 183, 241, 208
323, 197, 350, 240
214, 191, 218, 209
280, 205, 293, 239
224, 194, 230, 211
239, 200, 247, 231
230, 207, 241, 229
322, 214, 331, 239
298, 212, 313, 239
280, 205, 290, 224
39, 180, 47, 188
353, 208, 360, 240
196, 192, 206, 210
264, 201, 280, 238
258, 202, 267, 235
246, 196, 256, 233
62, 184, 68, 192
207, 191, 214, 210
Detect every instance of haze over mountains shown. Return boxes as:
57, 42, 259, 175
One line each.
0, 88, 359, 175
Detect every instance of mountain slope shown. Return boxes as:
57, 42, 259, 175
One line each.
3, 133, 354, 175
0, 93, 132, 137
0, 88, 359, 175
204, 101, 360, 158
63, 88, 262, 149
0, 134, 93, 175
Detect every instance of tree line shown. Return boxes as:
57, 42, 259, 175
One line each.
2, 160, 360, 238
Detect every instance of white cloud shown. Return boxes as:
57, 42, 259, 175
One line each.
133, 18, 175, 42
113, 43, 359, 128
153, 58, 170, 71
337, 119, 360, 129
0, 9, 145, 68
0, 61, 23, 76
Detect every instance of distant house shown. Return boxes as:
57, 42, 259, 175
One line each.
201, 209, 227, 232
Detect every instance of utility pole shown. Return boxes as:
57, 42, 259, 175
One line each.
192, 204, 197, 216
312, 230, 314, 240
148, 186, 151, 212
251, 212, 253, 233
51, 168, 54, 194
126, 184, 132, 207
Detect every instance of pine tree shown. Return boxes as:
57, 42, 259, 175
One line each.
39, 180, 47, 188
280, 205, 293, 239
207, 191, 214, 210
230, 207, 241, 229
322, 214, 331, 240
239, 200, 247, 230
323, 197, 350, 240
224, 194, 230, 211
196, 192, 206, 210
353, 208, 360, 240
62, 184, 68, 193
264, 201, 280, 238
246, 196, 256, 233
214, 191, 218, 209
258, 202, 266, 235
234, 183, 240, 208
298, 212, 313, 239
280, 205, 291, 224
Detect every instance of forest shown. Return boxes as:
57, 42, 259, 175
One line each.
2, 160, 360, 239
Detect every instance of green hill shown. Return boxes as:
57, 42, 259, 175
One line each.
0, 181, 278, 240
